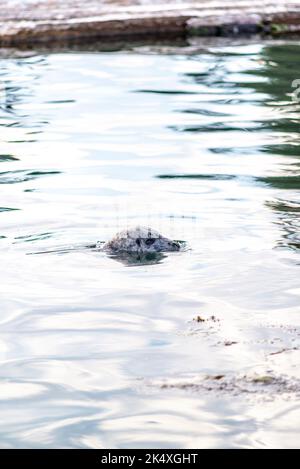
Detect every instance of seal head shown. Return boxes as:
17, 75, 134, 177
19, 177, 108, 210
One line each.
103, 226, 181, 254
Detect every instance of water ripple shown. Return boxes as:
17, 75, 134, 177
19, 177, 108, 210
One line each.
0, 42, 300, 449
0, 170, 61, 184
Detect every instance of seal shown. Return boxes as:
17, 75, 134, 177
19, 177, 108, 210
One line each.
101, 226, 182, 254
29, 226, 185, 266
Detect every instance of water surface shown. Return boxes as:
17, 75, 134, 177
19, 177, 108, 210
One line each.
0, 41, 300, 448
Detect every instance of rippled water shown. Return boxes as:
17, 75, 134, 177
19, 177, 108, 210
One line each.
0, 41, 300, 449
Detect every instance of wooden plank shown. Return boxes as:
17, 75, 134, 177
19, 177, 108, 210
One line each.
0, 1, 300, 46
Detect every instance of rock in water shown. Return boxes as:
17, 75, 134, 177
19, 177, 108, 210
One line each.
103, 226, 181, 253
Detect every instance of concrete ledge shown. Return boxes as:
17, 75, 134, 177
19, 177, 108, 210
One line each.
1, 1, 300, 47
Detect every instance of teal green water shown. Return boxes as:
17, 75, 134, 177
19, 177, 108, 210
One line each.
0, 41, 300, 448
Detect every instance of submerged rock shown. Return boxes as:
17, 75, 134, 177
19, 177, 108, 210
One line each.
102, 226, 182, 254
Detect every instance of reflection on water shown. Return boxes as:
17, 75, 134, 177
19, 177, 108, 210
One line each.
268, 198, 300, 251
108, 251, 167, 266
0, 41, 300, 449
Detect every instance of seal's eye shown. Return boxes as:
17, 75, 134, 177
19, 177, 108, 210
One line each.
169, 241, 180, 249
136, 238, 141, 246
145, 238, 155, 246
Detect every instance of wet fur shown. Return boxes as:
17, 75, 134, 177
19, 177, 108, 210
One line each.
102, 226, 181, 254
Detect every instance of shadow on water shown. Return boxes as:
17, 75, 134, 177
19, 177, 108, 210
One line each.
160, 43, 300, 252
245, 46, 300, 251
0, 55, 58, 196
0, 206, 19, 212
0, 154, 19, 162
108, 251, 167, 266
27, 236, 187, 265
259, 176, 300, 190
156, 173, 300, 190
28, 245, 174, 266
0, 56, 47, 112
